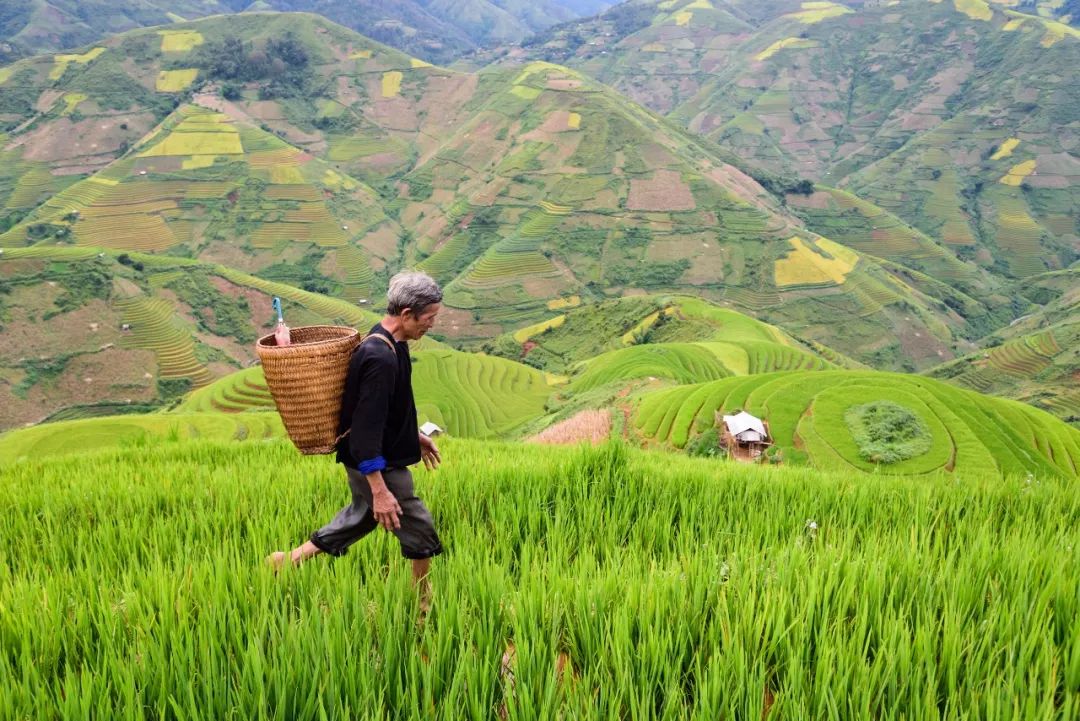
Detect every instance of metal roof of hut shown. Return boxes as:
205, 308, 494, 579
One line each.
722, 411, 768, 442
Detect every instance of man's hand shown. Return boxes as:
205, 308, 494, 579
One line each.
419, 433, 441, 471
372, 489, 402, 531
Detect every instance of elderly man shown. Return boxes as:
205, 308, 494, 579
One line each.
268, 271, 444, 610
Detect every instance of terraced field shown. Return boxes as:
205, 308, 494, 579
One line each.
634, 370, 1080, 479
411, 348, 552, 438
571, 339, 832, 392
115, 297, 213, 387
0, 412, 283, 464
176, 367, 275, 413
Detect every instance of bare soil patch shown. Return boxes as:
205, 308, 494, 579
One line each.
529, 409, 611, 445
627, 170, 695, 211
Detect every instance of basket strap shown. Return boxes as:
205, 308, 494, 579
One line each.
334, 332, 399, 446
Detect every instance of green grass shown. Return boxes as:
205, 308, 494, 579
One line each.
1, 438, 1078, 718
634, 370, 1080, 478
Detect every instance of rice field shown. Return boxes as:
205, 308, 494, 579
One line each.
158, 29, 204, 53
786, 1, 854, 24
382, 71, 403, 98
1, 437, 1077, 719
115, 297, 213, 386
156, 69, 199, 92
634, 370, 1080, 479
773, 236, 858, 288
572, 344, 733, 391
411, 348, 551, 437
0, 412, 281, 464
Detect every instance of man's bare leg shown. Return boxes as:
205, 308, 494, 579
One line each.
266, 540, 322, 572
412, 558, 432, 615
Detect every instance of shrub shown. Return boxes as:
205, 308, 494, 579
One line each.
844, 401, 932, 464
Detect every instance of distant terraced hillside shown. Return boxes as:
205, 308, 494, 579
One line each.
633, 369, 1080, 479
0, 0, 607, 65
0, 245, 386, 430
927, 269, 1080, 426
0, 14, 988, 368
522, 0, 1079, 281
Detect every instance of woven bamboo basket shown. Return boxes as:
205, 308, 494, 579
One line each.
256, 325, 361, 454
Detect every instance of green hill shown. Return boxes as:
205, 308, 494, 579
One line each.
176, 345, 556, 438
0, 245, 386, 430
633, 368, 1080, 478
485, 293, 858, 372
1, 438, 1077, 718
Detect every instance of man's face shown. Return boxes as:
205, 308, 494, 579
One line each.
402, 303, 441, 340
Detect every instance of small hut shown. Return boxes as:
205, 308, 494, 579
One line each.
717, 410, 772, 461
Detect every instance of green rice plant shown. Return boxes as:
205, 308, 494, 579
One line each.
0, 438, 1077, 719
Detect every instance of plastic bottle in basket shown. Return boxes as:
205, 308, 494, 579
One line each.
272, 297, 291, 347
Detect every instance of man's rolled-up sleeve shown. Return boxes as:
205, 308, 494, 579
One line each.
349, 349, 396, 472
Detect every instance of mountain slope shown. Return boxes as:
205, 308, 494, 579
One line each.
927, 268, 1080, 425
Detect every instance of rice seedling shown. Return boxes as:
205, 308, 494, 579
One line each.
1, 438, 1077, 719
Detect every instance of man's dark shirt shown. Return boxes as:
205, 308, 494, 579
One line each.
335, 323, 420, 471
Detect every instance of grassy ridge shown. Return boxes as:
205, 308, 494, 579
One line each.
1, 438, 1077, 718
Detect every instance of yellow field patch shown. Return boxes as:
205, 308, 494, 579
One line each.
954, 0, 993, 20
0, 67, 13, 85
381, 71, 402, 98
270, 165, 305, 184
643, 43, 666, 52
1039, 19, 1080, 46
50, 47, 105, 80
349, 49, 373, 59
513, 315, 566, 344
166, 12, 186, 23
410, 58, 432, 68
547, 295, 581, 310
1002, 18, 1025, 30
675, 11, 692, 25
685, 0, 714, 8
156, 68, 199, 92
61, 93, 87, 116
88, 176, 119, 187
787, 1, 854, 23
621, 307, 677, 345
774, 236, 858, 287
657, 0, 678, 8
991, 138, 1020, 160
511, 85, 542, 100
159, 30, 204, 53
181, 155, 217, 170
323, 169, 358, 191
756, 37, 820, 61
567, 112, 581, 129
141, 131, 243, 157
999, 159, 1036, 185
544, 372, 569, 386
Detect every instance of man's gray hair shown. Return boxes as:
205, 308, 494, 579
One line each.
386, 271, 443, 316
